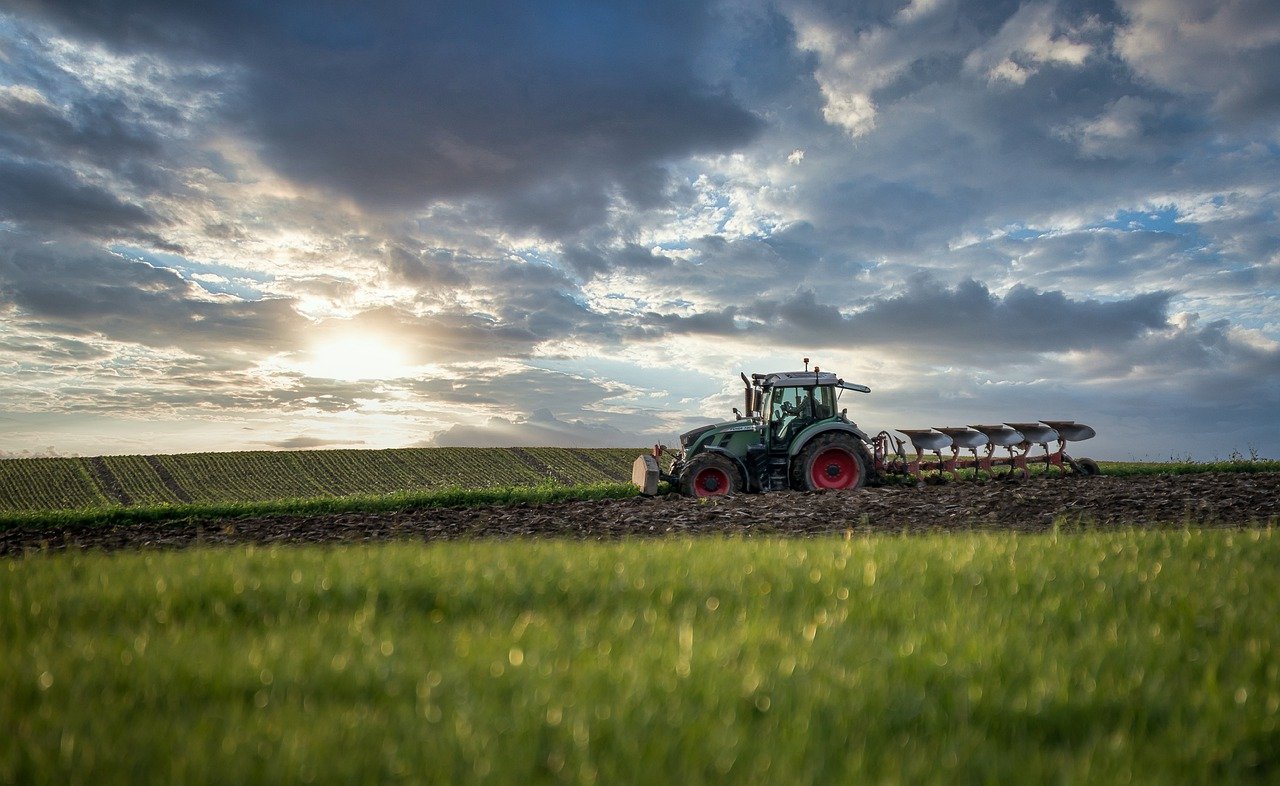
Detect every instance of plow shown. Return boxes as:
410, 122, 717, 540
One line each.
634, 360, 1099, 497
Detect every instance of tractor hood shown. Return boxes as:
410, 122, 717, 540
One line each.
678, 420, 759, 452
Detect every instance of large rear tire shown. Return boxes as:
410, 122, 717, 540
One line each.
797, 434, 868, 491
680, 453, 740, 498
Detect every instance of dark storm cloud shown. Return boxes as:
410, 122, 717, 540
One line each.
381, 244, 471, 289
0, 87, 161, 166
561, 242, 676, 280
821, 277, 1171, 352
0, 29, 217, 242
0, 158, 155, 233
0, 236, 305, 355
14, 0, 761, 221
638, 276, 1171, 360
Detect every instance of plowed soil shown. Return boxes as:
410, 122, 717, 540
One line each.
4, 472, 1278, 555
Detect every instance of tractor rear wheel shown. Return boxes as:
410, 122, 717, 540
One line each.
798, 434, 867, 491
681, 453, 739, 498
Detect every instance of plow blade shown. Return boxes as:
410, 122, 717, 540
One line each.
896, 429, 953, 452
937, 427, 989, 450
1040, 420, 1096, 442
970, 424, 1025, 447
877, 420, 1098, 480
1005, 422, 1059, 445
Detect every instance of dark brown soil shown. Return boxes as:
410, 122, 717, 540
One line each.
4, 472, 1278, 555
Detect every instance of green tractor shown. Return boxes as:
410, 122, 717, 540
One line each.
633, 360, 1101, 497
633, 360, 875, 497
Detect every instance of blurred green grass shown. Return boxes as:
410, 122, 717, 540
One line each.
4, 529, 1279, 784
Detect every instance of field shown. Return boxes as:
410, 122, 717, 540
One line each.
0, 447, 640, 513
4, 449, 1279, 783
3, 447, 1279, 536
4, 531, 1279, 784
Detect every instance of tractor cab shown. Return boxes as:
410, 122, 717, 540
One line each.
758, 371, 843, 451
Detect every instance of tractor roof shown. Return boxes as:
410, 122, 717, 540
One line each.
756, 371, 840, 387
749, 370, 872, 393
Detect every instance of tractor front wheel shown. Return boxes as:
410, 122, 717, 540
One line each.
680, 453, 740, 498
798, 434, 868, 491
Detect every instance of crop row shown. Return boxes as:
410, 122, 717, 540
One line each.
0, 447, 641, 513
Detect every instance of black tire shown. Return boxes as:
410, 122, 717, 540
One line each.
680, 453, 740, 498
1076, 457, 1101, 476
796, 434, 868, 491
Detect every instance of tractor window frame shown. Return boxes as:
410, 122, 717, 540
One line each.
768, 385, 824, 448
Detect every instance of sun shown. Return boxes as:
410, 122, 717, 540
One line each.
301, 334, 413, 381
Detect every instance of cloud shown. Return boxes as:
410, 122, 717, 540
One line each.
1116, 0, 1280, 123
0, 84, 161, 166
409, 366, 624, 410
0, 236, 305, 357
963, 1, 1095, 85
261, 435, 367, 450
636, 276, 1172, 363
0, 158, 155, 233
561, 242, 677, 280
429, 408, 646, 448
316, 268, 615, 362
16, 0, 761, 223
381, 243, 471, 289
1055, 96, 1161, 159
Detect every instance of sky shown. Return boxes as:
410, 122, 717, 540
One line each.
1, 0, 1277, 461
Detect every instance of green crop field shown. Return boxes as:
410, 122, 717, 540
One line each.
4, 530, 1279, 784
0, 447, 641, 514
4, 447, 1278, 526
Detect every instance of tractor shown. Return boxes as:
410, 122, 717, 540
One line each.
632, 359, 1099, 497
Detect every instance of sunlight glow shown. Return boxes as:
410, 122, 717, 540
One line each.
302, 334, 414, 381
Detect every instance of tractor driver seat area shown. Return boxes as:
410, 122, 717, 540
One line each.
770, 386, 833, 448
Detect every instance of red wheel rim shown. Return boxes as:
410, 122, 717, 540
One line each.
692, 467, 731, 497
810, 448, 859, 489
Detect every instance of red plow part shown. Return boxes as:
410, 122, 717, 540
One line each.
873, 421, 1097, 481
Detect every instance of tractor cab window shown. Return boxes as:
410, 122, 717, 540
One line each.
812, 386, 835, 419
768, 386, 838, 447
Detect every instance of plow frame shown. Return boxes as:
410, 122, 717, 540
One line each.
872, 430, 1090, 481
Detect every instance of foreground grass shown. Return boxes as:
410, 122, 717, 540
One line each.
4, 530, 1278, 784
